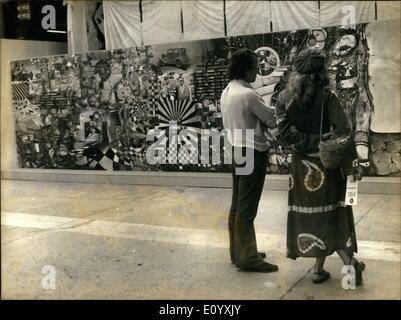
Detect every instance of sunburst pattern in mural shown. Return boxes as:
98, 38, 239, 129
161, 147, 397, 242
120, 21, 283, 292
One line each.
155, 97, 202, 130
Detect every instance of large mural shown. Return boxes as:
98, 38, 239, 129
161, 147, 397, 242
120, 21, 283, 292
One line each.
10, 22, 401, 175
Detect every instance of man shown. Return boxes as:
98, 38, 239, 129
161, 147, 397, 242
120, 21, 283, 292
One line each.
220, 48, 279, 273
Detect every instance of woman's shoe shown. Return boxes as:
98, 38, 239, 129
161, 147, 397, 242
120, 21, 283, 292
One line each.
354, 261, 366, 286
312, 270, 331, 284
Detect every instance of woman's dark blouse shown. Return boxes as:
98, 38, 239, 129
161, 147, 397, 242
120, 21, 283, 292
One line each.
275, 87, 351, 155
275, 87, 358, 176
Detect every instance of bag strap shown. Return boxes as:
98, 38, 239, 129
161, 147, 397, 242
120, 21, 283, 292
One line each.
319, 89, 325, 142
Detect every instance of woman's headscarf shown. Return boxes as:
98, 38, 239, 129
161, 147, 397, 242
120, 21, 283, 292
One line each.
294, 48, 325, 74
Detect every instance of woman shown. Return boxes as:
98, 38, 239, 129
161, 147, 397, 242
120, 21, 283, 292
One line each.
276, 48, 365, 285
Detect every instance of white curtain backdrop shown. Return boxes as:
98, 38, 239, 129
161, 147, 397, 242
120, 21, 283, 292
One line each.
377, 1, 401, 22
181, 0, 225, 41
271, 1, 319, 32
103, 0, 142, 50
225, 1, 271, 36
91, 0, 381, 51
86, 1, 105, 51
67, 1, 89, 54
319, 1, 376, 27
142, 0, 182, 45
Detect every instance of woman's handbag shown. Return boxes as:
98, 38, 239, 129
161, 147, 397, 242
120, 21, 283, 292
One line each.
318, 91, 352, 170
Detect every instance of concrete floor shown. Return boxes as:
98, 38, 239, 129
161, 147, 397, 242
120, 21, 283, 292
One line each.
1, 179, 400, 300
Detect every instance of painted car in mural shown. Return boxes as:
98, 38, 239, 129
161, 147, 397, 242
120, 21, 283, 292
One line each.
158, 48, 190, 70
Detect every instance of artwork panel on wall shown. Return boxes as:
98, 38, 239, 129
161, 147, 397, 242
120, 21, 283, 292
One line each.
142, 0, 182, 45
270, 1, 319, 32
103, 0, 142, 50
9, 20, 401, 176
319, 1, 376, 28
181, 0, 225, 42
225, 0, 271, 37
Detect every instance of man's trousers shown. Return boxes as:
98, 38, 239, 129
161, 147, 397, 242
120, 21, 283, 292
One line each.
229, 147, 268, 268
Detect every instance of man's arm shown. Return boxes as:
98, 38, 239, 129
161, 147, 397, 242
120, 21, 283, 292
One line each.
246, 90, 277, 129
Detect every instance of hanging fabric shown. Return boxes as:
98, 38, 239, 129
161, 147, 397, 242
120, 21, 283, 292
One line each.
225, 0, 271, 36
142, 0, 182, 45
181, 0, 225, 41
67, 0, 89, 54
319, 1, 375, 27
377, 1, 401, 22
86, 1, 105, 51
103, 0, 142, 50
270, 1, 319, 32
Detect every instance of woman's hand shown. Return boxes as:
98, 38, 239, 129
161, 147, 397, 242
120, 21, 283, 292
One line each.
351, 160, 364, 182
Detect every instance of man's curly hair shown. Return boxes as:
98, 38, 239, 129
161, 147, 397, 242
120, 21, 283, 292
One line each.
227, 48, 258, 81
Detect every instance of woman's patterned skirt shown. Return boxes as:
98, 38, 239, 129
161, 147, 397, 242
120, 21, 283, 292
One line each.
286, 151, 358, 260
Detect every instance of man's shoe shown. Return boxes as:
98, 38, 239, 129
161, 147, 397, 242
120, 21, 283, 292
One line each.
239, 262, 279, 273
231, 252, 266, 264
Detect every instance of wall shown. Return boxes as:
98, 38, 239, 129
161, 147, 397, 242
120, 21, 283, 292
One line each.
1, 39, 68, 171
367, 19, 401, 176
0, 2, 4, 38
367, 19, 400, 133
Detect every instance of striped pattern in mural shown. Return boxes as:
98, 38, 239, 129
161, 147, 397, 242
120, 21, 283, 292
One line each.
11, 81, 29, 102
